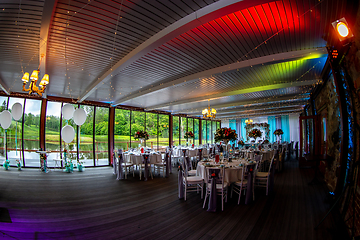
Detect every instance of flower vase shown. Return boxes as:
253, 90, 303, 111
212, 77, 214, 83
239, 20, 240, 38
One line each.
17, 163, 22, 171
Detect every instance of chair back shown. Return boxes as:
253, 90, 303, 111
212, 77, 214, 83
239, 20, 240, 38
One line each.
254, 154, 263, 171
268, 155, 275, 174
206, 167, 224, 187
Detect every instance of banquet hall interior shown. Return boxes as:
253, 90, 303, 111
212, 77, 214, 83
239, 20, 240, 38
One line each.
0, 0, 360, 239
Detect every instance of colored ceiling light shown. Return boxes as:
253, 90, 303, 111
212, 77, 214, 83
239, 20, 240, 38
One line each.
331, 18, 353, 42
22, 54, 49, 97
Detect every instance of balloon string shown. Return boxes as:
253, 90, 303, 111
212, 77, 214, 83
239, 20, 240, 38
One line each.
15, 121, 17, 155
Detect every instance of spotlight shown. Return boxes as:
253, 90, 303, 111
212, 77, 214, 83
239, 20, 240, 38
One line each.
331, 17, 353, 42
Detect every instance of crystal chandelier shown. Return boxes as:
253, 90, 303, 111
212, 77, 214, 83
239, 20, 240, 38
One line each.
21, 54, 49, 97
245, 119, 253, 124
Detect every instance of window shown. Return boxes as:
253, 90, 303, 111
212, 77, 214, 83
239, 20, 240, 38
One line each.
202, 120, 207, 144
194, 119, 199, 146
146, 112, 157, 149
181, 117, 187, 145
79, 105, 94, 166
159, 114, 169, 151
131, 111, 145, 148
45, 101, 61, 165
62, 103, 78, 163
8, 98, 25, 166
173, 116, 179, 146
0, 96, 7, 163
114, 108, 130, 151
188, 118, 194, 145
207, 121, 212, 143
212, 121, 217, 144
94, 106, 109, 166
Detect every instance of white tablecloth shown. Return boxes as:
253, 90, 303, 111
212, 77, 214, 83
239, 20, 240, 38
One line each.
196, 160, 251, 183
124, 153, 162, 164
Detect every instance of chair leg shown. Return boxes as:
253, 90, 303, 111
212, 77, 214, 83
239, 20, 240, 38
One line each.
203, 191, 208, 208
184, 184, 187, 201
238, 186, 242, 205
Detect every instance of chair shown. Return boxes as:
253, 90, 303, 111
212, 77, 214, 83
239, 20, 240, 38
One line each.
203, 167, 228, 211
181, 159, 204, 201
231, 166, 247, 204
154, 152, 168, 177
255, 155, 274, 196
254, 154, 263, 171
120, 152, 135, 179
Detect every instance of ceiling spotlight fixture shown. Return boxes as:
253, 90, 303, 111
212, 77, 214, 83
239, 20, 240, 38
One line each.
21, 54, 49, 97
202, 100, 216, 119
245, 119, 253, 124
331, 17, 353, 42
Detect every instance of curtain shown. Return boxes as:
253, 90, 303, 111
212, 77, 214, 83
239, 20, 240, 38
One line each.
268, 116, 276, 143
276, 116, 282, 130
289, 114, 300, 143
229, 119, 236, 145
241, 118, 247, 141
281, 115, 290, 142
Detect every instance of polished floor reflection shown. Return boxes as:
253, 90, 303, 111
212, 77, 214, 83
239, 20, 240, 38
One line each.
0, 157, 347, 240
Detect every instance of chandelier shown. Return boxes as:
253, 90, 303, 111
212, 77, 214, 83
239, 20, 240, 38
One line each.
202, 101, 216, 119
245, 119, 253, 124
21, 54, 49, 97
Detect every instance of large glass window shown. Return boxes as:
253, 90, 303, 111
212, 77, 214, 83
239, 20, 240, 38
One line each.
0, 96, 7, 163
45, 101, 61, 165
173, 116, 179, 146
79, 105, 94, 166
180, 117, 187, 145
159, 114, 169, 151
114, 108, 130, 151
188, 118, 193, 146
201, 120, 207, 144
131, 111, 145, 148
94, 106, 109, 166
146, 112, 157, 149
207, 121, 212, 143
22, 99, 41, 167
62, 103, 78, 162
8, 98, 25, 166
194, 119, 199, 146
212, 121, 217, 144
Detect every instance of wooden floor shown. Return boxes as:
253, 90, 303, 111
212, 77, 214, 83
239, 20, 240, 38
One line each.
0, 156, 348, 240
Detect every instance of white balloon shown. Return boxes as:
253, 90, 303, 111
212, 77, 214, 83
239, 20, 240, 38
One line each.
11, 102, 23, 121
62, 104, 75, 120
61, 125, 75, 143
0, 110, 12, 129
73, 108, 87, 126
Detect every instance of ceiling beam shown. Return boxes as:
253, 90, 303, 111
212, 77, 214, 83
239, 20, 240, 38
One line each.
146, 80, 317, 110
78, 0, 276, 103
170, 93, 310, 114
187, 99, 308, 115
218, 108, 303, 119
113, 48, 326, 106
190, 102, 307, 117
39, 0, 57, 98
216, 106, 304, 118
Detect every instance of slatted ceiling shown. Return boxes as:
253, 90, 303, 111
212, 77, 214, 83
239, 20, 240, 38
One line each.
120, 57, 323, 108
101, 0, 333, 105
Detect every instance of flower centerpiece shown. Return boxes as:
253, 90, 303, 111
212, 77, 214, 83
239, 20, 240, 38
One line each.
134, 130, 149, 141
184, 131, 194, 140
238, 140, 245, 147
248, 128, 262, 142
273, 129, 283, 143
16, 159, 22, 170
214, 127, 238, 144
274, 129, 283, 136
